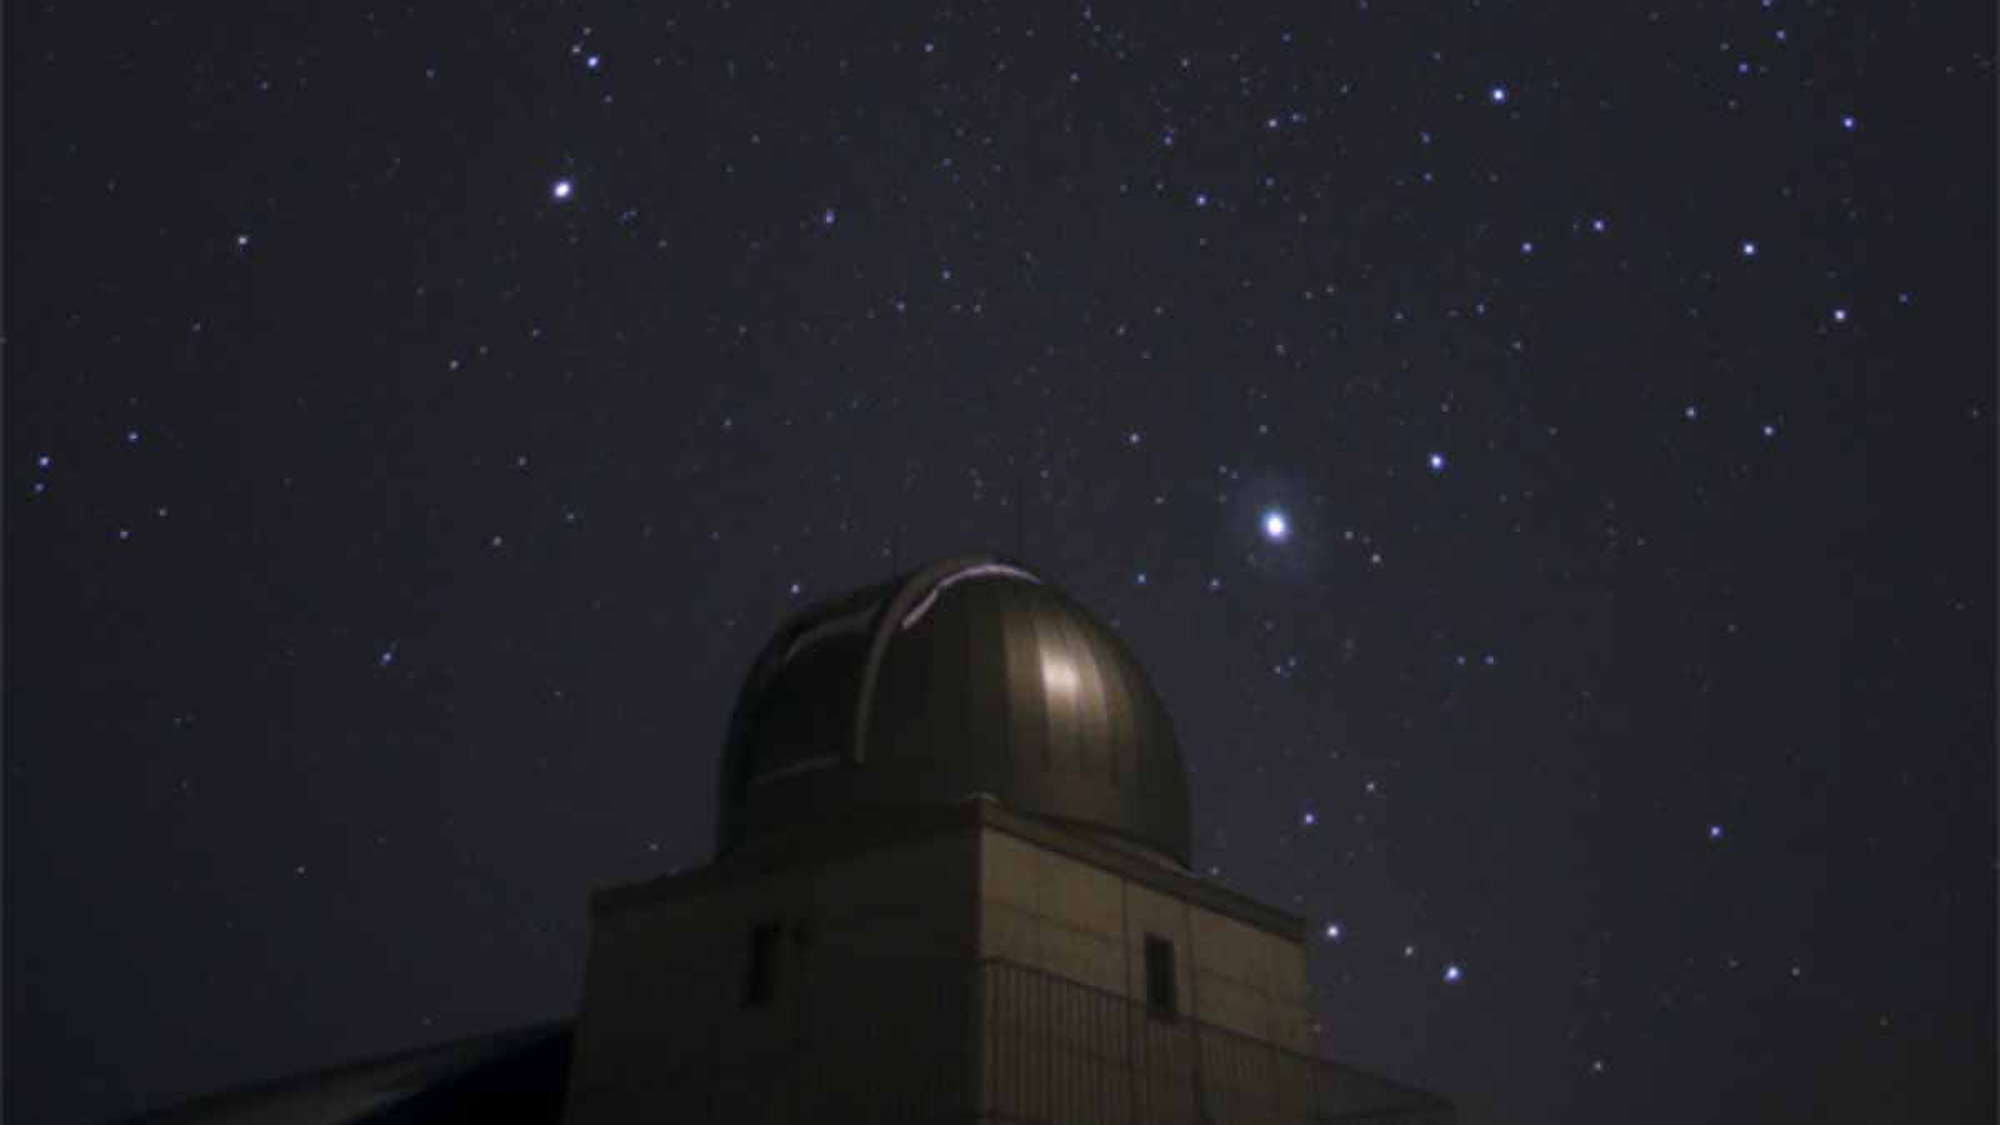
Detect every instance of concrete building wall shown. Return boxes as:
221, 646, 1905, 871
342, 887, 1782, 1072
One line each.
977, 826, 1313, 1052
562, 804, 1443, 1125
564, 828, 979, 1125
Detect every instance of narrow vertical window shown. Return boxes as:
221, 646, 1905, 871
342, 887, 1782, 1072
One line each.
1144, 934, 1178, 1019
743, 921, 782, 1008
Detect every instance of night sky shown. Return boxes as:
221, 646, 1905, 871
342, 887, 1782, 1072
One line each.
7, 4, 1994, 1123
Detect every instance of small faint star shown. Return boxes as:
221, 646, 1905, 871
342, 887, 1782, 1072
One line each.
1324, 922, 1343, 941
1443, 964, 1464, 983
821, 207, 837, 227
1739, 239, 1758, 258
788, 582, 802, 596
1831, 307, 1849, 324
1519, 240, 1535, 255
1761, 423, 1778, 438
1488, 85, 1508, 104
1427, 452, 1447, 473
1708, 824, 1724, 840
1134, 571, 1148, 586
235, 233, 251, 248
1839, 114, 1856, 130
1684, 405, 1700, 420
585, 54, 601, 70
36, 455, 51, 469
1301, 810, 1317, 826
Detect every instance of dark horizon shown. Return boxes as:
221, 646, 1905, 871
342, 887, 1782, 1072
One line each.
7, 3, 1994, 1123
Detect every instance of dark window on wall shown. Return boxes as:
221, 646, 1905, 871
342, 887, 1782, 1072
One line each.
743, 922, 782, 1008
1144, 935, 1178, 1020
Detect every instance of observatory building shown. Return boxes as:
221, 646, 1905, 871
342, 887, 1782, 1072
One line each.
129, 555, 1453, 1125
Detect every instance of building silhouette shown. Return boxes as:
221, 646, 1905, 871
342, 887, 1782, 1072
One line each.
127, 555, 1454, 1124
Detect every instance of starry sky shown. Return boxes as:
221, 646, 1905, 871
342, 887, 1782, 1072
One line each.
7, 4, 1994, 1123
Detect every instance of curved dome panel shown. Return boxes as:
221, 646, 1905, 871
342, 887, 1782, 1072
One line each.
717, 556, 1192, 867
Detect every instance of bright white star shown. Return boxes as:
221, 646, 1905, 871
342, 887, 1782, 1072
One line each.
1262, 510, 1290, 542
551, 179, 574, 201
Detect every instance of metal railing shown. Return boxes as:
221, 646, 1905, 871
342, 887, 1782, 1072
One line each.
569, 957, 1451, 1124
971, 958, 1451, 1125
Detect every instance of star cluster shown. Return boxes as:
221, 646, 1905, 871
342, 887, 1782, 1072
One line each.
6, 5, 1993, 1125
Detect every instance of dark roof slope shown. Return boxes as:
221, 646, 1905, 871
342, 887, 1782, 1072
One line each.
109, 1022, 572, 1125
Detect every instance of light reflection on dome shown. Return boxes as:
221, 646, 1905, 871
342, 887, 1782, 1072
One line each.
1041, 654, 1081, 695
